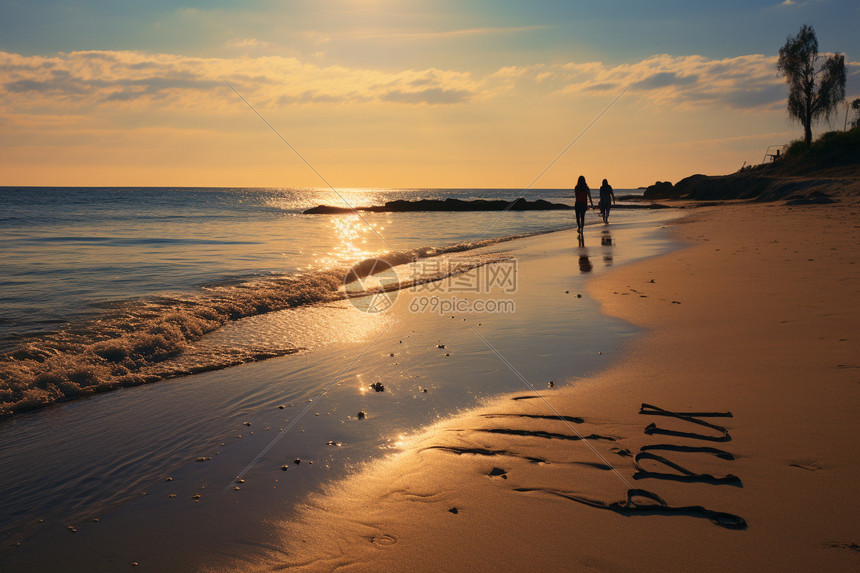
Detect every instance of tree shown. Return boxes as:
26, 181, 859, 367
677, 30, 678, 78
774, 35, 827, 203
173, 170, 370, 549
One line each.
777, 25, 846, 147
851, 98, 860, 130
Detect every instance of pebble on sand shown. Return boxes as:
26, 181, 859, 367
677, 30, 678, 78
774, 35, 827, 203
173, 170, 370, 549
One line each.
448, 507, 459, 514
370, 381, 385, 392
357, 411, 367, 420
436, 343, 445, 349
281, 465, 289, 471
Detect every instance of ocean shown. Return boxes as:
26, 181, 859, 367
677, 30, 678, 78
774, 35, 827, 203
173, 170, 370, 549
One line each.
0, 186, 650, 413
0, 186, 676, 571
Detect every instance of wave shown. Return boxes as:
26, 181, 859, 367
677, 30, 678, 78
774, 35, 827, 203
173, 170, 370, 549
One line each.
0, 227, 565, 418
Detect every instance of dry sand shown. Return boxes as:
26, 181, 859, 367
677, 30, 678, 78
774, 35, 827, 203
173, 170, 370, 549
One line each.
251, 200, 860, 572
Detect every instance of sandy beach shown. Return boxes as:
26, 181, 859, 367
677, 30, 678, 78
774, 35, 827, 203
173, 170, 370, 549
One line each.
251, 199, 860, 571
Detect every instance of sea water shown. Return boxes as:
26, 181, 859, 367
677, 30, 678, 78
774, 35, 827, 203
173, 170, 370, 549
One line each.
0, 187, 651, 410
0, 186, 671, 570
0, 187, 648, 346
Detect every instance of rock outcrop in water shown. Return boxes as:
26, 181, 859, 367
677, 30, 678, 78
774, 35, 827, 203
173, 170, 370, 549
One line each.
303, 198, 571, 214
304, 197, 669, 214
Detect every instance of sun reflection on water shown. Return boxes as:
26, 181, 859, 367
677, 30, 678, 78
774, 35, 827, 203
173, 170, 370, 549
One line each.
314, 214, 385, 270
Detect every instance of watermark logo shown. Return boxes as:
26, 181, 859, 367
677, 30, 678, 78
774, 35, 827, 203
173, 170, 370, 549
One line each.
344, 258, 399, 313
408, 258, 517, 314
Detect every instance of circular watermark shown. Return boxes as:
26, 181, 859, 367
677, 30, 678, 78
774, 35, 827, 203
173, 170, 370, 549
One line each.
344, 258, 399, 313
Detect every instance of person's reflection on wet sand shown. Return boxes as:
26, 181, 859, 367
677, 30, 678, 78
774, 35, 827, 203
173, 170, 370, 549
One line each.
601, 231, 613, 247
601, 230, 613, 266
579, 254, 593, 272
577, 233, 592, 272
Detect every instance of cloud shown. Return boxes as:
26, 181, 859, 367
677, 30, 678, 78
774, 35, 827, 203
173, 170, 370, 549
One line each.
381, 87, 472, 105
537, 54, 785, 110
633, 71, 699, 90
0, 50, 478, 109
0, 49, 789, 117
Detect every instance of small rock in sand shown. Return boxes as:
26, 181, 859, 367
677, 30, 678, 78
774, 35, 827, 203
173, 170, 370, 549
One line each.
577, 294, 582, 298
278, 405, 285, 409
357, 411, 366, 420
436, 343, 445, 349
448, 507, 459, 514
281, 465, 289, 471
294, 458, 301, 465
243, 421, 251, 426
548, 381, 554, 388
370, 381, 385, 392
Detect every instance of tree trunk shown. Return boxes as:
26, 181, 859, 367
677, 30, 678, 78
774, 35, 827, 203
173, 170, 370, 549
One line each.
804, 121, 812, 147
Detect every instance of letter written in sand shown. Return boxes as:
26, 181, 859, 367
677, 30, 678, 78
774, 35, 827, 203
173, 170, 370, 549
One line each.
619, 402, 746, 528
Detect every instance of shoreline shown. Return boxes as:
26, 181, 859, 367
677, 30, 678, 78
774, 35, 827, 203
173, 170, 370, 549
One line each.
256, 199, 860, 571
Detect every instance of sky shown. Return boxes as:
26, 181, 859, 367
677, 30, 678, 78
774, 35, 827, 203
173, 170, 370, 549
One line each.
1, 0, 858, 188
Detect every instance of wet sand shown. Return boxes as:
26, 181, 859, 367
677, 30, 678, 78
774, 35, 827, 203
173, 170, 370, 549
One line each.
256, 200, 860, 571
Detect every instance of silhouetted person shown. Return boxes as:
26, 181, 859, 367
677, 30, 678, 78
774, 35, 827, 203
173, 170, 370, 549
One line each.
573, 175, 593, 234
598, 179, 615, 224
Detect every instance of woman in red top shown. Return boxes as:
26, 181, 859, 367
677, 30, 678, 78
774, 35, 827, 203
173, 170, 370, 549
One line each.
573, 175, 593, 234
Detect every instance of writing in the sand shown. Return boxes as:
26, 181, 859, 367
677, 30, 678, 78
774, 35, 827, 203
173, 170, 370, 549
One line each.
606, 403, 746, 530
509, 403, 747, 529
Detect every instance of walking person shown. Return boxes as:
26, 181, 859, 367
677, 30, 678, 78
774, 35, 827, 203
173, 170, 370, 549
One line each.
574, 175, 593, 234
598, 178, 615, 224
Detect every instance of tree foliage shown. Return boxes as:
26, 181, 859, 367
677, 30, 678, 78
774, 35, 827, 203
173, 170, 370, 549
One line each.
851, 98, 860, 130
776, 25, 846, 146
